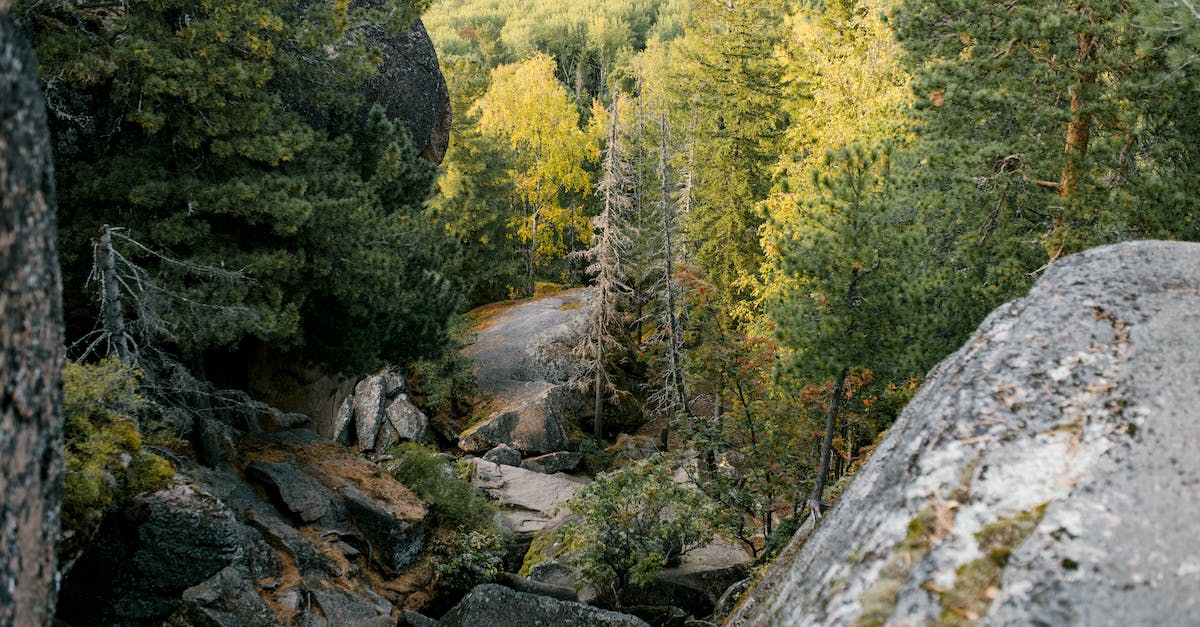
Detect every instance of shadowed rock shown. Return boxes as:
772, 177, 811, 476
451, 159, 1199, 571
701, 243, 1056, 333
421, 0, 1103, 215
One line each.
438, 583, 650, 627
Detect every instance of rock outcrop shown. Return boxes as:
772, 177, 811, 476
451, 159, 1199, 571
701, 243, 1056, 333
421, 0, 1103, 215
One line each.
458, 289, 593, 456
334, 370, 431, 453
731, 241, 1200, 626
60, 430, 435, 625
438, 583, 650, 627
0, 13, 65, 626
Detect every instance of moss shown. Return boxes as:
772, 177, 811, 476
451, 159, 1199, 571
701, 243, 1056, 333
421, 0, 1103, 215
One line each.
939, 503, 1048, 626
855, 503, 939, 627
558, 301, 584, 311
519, 529, 566, 577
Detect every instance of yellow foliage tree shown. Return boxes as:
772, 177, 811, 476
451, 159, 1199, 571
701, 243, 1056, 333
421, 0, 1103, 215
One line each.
472, 52, 599, 295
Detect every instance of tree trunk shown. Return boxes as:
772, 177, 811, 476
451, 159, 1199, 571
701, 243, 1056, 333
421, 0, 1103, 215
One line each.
594, 347, 604, 438
808, 367, 848, 517
660, 115, 691, 419
95, 225, 129, 363
1059, 28, 1096, 200
0, 15, 66, 626
526, 209, 539, 298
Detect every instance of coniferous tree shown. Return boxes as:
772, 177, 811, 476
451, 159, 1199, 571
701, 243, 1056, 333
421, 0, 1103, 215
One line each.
577, 90, 633, 437
17, 0, 459, 375
670, 0, 788, 311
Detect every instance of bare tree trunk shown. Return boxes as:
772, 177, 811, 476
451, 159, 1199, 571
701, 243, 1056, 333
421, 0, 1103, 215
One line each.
95, 225, 129, 362
527, 208, 539, 298
808, 367, 848, 518
594, 346, 604, 438
1, 16, 65, 625
660, 116, 691, 419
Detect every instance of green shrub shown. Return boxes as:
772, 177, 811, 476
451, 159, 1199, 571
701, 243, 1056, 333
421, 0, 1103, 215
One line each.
384, 442, 496, 530
432, 528, 506, 593
560, 455, 719, 606
61, 359, 174, 550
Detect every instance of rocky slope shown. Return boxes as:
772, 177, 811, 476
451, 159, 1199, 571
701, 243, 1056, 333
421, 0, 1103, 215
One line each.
731, 241, 1200, 625
58, 430, 437, 626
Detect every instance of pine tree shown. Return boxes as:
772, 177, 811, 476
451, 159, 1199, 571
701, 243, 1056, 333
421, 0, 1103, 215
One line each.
771, 144, 902, 515
889, 0, 1200, 363
18, 0, 458, 375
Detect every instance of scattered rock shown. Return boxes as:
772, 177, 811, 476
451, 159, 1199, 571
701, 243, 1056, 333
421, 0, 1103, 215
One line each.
400, 609, 440, 627
496, 572, 579, 603
468, 459, 588, 536
336, 371, 430, 454
483, 443, 522, 467
629, 538, 750, 618
458, 383, 581, 455
438, 584, 650, 627
170, 565, 278, 627
343, 485, 428, 574
520, 451, 582, 474
730, 241, 1200, 626
304, 577, 393, 626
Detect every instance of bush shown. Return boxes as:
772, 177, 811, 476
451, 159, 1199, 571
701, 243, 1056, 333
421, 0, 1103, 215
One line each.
383, 442, 496, 530
560, 455, 719, 606
432, 528, 506, 593
61, 359, 174, 554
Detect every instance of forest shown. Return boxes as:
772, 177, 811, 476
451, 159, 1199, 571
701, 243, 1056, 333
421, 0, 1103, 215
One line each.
5, 0, 1200, 621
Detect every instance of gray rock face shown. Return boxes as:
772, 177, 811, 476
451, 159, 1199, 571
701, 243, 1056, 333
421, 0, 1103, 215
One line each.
64, 429, 432, 625
343, 485, 428, 574
731, 241, 1200, 626
336, 370, 430, 454
438, 583, 650, 627
0, 14, 65, 626
458, 289, 593, 456
468, 458, 588, 536
521, 451, 582, 474
364, 16, 451, 163
246, 457, 338, 523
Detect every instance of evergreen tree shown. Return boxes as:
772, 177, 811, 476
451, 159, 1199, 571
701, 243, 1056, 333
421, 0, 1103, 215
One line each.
889, 0, 1200, 363
576, 90, 633, 437
17, 0, 457, 375
771, 144, 902, 515
670, 0, 788, 312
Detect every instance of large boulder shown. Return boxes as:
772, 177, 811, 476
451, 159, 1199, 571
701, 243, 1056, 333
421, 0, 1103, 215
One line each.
0, 13, 65, 626
57, 483, 242, 624
362, 15, 451, 163
731, 241, 1200, 626
438, 583, 650, 627
458, 289, 594, 455
468, 458, 588, 537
